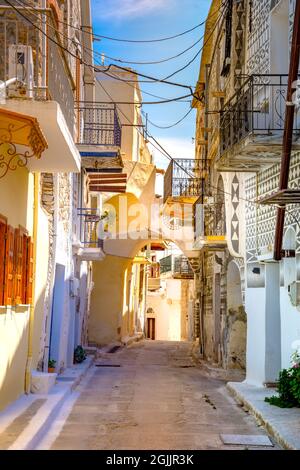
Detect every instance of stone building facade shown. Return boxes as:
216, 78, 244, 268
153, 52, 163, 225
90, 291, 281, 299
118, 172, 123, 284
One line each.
193, 0, 300, 384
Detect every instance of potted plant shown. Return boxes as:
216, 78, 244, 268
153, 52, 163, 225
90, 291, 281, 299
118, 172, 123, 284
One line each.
74, 345, 87, 364
48, 359, 56, 373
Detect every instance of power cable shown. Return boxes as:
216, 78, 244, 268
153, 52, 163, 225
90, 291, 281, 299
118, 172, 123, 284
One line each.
7, 0, 281, 210
14, 0, 226, 92
142, 108, 193, 130
12, 0, 194, 101
42, 7, 214, 44
97, 2, 228, 86
4, 0, 198, 97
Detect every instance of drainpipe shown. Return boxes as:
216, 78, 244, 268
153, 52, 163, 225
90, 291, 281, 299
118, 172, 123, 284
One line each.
24, 173, 39, 394
41, 0, 47, 96
273, 0, 300, 260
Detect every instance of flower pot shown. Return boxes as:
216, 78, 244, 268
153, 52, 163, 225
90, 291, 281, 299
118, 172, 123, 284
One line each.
48, 367, 55, 373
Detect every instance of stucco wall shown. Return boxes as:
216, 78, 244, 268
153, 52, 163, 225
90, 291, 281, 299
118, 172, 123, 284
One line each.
89, 256, 130, 345
0, 168, 32, 410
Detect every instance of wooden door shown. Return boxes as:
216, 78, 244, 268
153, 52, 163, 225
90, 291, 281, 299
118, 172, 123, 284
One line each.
147, 318, 155, 340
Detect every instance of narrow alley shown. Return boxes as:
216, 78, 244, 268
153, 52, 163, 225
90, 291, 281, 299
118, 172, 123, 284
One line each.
36, 341, 278, 451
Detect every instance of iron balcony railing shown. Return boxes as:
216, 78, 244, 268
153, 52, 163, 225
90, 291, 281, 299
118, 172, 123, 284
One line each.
0, 5, 75, 133
77, 208, 105, 249
220, 74, 300, 156
173, 255, 194, 278
164, 159, 206, 203
76, 104, 122, 147
159, 255, 172, 275
159, 254, 193, 278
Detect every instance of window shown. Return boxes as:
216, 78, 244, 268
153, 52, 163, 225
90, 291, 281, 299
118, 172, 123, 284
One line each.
0, 221, 34, 307
221, 0, 233, 77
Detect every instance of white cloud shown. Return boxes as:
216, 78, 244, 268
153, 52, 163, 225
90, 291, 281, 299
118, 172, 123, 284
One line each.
149, 137, 195, 169
92, 0, 172, 20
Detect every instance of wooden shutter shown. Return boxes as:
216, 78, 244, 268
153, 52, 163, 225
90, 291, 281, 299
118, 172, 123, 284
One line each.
0, 216, 7, 305
13, 228, 24, 305
3, 225, 15, 306
25, 237, 34, 305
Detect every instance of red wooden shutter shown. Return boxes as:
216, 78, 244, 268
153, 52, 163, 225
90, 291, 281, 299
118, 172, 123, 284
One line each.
3, 225, 15, 306
13, 228, 24, 305
25, 237, 34, 305
0, 216, 7, 305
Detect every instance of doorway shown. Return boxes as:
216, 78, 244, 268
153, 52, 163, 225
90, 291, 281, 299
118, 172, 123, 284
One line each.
147, 318, 155, 340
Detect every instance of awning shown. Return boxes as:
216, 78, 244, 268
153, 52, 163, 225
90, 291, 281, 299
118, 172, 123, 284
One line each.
0, 107, 48, 178
1, 100, 81, 172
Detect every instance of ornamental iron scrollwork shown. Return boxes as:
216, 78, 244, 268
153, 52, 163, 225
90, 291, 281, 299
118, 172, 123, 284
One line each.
0, 123, 37, 178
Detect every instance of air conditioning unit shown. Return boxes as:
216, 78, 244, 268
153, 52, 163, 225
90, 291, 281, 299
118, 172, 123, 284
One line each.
8, 45, 34, 98
288, 281, 300, 307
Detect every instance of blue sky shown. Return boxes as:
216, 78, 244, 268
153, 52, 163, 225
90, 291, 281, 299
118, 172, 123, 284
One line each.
91, 0, 211, 170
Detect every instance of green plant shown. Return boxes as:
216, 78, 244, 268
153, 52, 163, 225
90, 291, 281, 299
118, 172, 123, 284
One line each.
265, 351, 300, 408
74, 345, 87, 364
48, 359, 56, 369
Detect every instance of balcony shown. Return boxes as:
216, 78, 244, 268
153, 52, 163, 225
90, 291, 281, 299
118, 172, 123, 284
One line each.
194, 201, 227, 251
0, 5, 80, 172
147, 262, 161, 291
160, 254, 194, 279
218, 74, 300, 172
76, 104, 123, 172
164, 159, 205, 203
73, 209, 106, 261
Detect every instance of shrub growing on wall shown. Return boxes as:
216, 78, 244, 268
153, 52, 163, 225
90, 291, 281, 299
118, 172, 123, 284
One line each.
74, 345, 87, 364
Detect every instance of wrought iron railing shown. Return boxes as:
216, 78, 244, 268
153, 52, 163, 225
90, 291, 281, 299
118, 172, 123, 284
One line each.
163, 159, 205, 202
159, 255, 172, 275
77, 208, 104, 249
76, 104, 122, 146
220, 74, 300, 155
0, 5, 75, 133
159, 254, 193, 278
173, 255, 194, 278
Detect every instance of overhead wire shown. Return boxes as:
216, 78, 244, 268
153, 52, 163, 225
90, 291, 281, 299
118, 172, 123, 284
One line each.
40, 8, 214, 44
4, 0, 197, 97
12, 0, 194, 102
14, 0, 226, 91
142, 108, 193, 130
6, 0, 276, 209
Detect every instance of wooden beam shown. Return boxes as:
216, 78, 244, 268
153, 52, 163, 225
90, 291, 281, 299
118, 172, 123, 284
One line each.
88, 173, 127, 180
88, 178, 127, 184
89, 185, 126, 193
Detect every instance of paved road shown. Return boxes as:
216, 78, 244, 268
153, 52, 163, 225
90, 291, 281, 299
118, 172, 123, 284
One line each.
47, 341, 278, 450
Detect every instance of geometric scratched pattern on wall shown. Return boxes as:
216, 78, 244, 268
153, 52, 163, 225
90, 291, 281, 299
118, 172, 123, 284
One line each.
245, 152, 300, 261
247, 0, 271, 75
231, 174, 240, 254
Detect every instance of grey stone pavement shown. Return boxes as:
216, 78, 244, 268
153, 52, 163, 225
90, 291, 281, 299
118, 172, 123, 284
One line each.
47, 340, 280, 450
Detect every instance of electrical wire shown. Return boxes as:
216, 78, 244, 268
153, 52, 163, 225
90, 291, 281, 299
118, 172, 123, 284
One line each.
4, 0, 197, 97
6, 0, 281, 210
97, 3, 228, 86
13, 0, 227, 92
95, 36, 204, 66
43, 7, 214, 44
12, 0, 194, 101
142, 107, 193, 130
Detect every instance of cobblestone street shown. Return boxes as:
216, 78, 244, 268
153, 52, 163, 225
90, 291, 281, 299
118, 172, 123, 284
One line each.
38, 341, 280, 450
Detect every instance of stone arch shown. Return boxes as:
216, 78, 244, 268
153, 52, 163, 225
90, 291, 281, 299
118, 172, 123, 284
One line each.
224, 260, 247, 370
